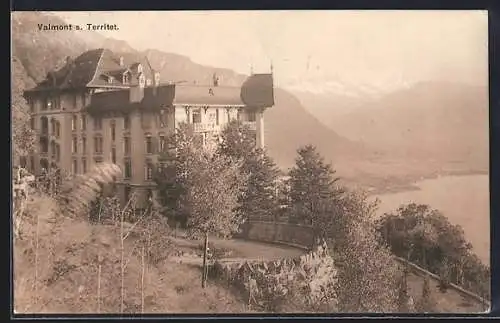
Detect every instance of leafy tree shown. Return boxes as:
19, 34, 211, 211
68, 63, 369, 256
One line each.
375, 203, 490, 299
155, 122, 247, 238
216, 120, 280, 221
216, 119, 256, 160
323, 190, 400, 312
288, 145, 344, 227
333, 217, 400, 312
12, 57, 35, 163
184, 152, 247, 239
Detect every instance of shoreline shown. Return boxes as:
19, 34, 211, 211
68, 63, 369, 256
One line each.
361, 169, 489, 196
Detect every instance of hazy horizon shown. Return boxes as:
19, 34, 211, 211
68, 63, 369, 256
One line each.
54, 10, 488, 96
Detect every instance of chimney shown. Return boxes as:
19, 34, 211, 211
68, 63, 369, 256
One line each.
119, 56, 124, 67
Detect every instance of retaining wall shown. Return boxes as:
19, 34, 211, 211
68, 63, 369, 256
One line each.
238, 220, 490, 310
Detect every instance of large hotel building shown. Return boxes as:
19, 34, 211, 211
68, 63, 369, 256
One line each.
23, 48, 274, 207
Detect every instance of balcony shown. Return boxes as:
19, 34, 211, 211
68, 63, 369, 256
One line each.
242, 121, 257, 131
193, 123, 219, 133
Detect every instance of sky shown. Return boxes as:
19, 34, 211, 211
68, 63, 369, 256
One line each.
57, 11, 488, 95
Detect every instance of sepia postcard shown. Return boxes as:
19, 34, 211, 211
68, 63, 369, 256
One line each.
11, 10, 490, 315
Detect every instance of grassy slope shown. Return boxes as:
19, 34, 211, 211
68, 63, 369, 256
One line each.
13, 193, 252, 314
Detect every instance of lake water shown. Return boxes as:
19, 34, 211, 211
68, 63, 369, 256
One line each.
373, 175, 490, 265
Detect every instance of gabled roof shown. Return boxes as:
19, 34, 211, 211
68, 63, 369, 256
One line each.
25, 48, 155, 93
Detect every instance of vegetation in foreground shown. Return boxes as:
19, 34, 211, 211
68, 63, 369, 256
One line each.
13, 115, 489, 314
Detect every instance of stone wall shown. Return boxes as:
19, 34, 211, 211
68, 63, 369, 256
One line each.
239, 220, 315, 249
238, 220, 490, 311
210, 241, 337, 312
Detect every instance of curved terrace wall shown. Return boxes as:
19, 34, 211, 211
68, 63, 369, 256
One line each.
237, 220, 490, 311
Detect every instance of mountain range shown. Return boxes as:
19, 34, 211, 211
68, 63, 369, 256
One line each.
11, 12, 489, 193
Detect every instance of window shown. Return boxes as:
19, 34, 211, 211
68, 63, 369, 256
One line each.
216, 108, 219, 125
72, 136, 78, 154
72, 115, 78, 131
124, 185, 131, 203
72, 159, 78, 174
50, 119, 56, 135
124, 158, 132, 179
73, 94, 78, 109
111, 147, 116, 164
137, 64, 143, 74
123, 73, 129, 84
94, 117, 102, 130
124, 136, 131, 156
145, 135, 153, 154
82, 158, 87, 173
56, 144, 60, 162
82, 136, 87, 154
55, 121, 60, 138
159, 110, 167, 128
146, 79, 152, 86
28, 98, 35, 113
51, 141, 56, 159
94, 157, 103, 164
41, 116, 49, 135
248, 111, 257, 122
81, 115, 86, 131
192, 108, 202, 124
110, 120, 116, 141
108, 76, 114, 84
30, 117, 35, 130
159, 135, 166, 153
29, 156, 35, 173
124, 114, 130, 130
145, 161, 153, 181
94, 136, 103, 154
43, 97, 50, 111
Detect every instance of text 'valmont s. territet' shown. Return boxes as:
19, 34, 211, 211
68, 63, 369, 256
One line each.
37, 23, 119, 31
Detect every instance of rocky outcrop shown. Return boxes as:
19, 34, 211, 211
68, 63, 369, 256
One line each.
210, 241, 337, 312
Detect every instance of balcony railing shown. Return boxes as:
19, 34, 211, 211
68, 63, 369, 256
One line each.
242, 121, 257, 131
193, 123, 219, 132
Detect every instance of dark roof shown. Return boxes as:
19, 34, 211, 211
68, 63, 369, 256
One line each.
173, 85, 245, 106
85, 73, 274, 114
173, 74, 274, 107
25, 48, 155, 93
86, 85, 175, 114
241, 74, 275, 107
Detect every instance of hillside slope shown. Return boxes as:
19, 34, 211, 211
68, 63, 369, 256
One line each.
296, 82, 489, 172
11, 11, 371, 172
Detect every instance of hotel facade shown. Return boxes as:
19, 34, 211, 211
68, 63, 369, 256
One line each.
23, 48, 274, 207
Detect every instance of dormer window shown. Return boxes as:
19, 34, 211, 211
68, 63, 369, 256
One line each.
154, 72, 161, 85
123, 73, 130, 84
108, 76, 114, 84
119, 56, 124, 67
139, 74, 145, 88
137, 64, 143, 74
